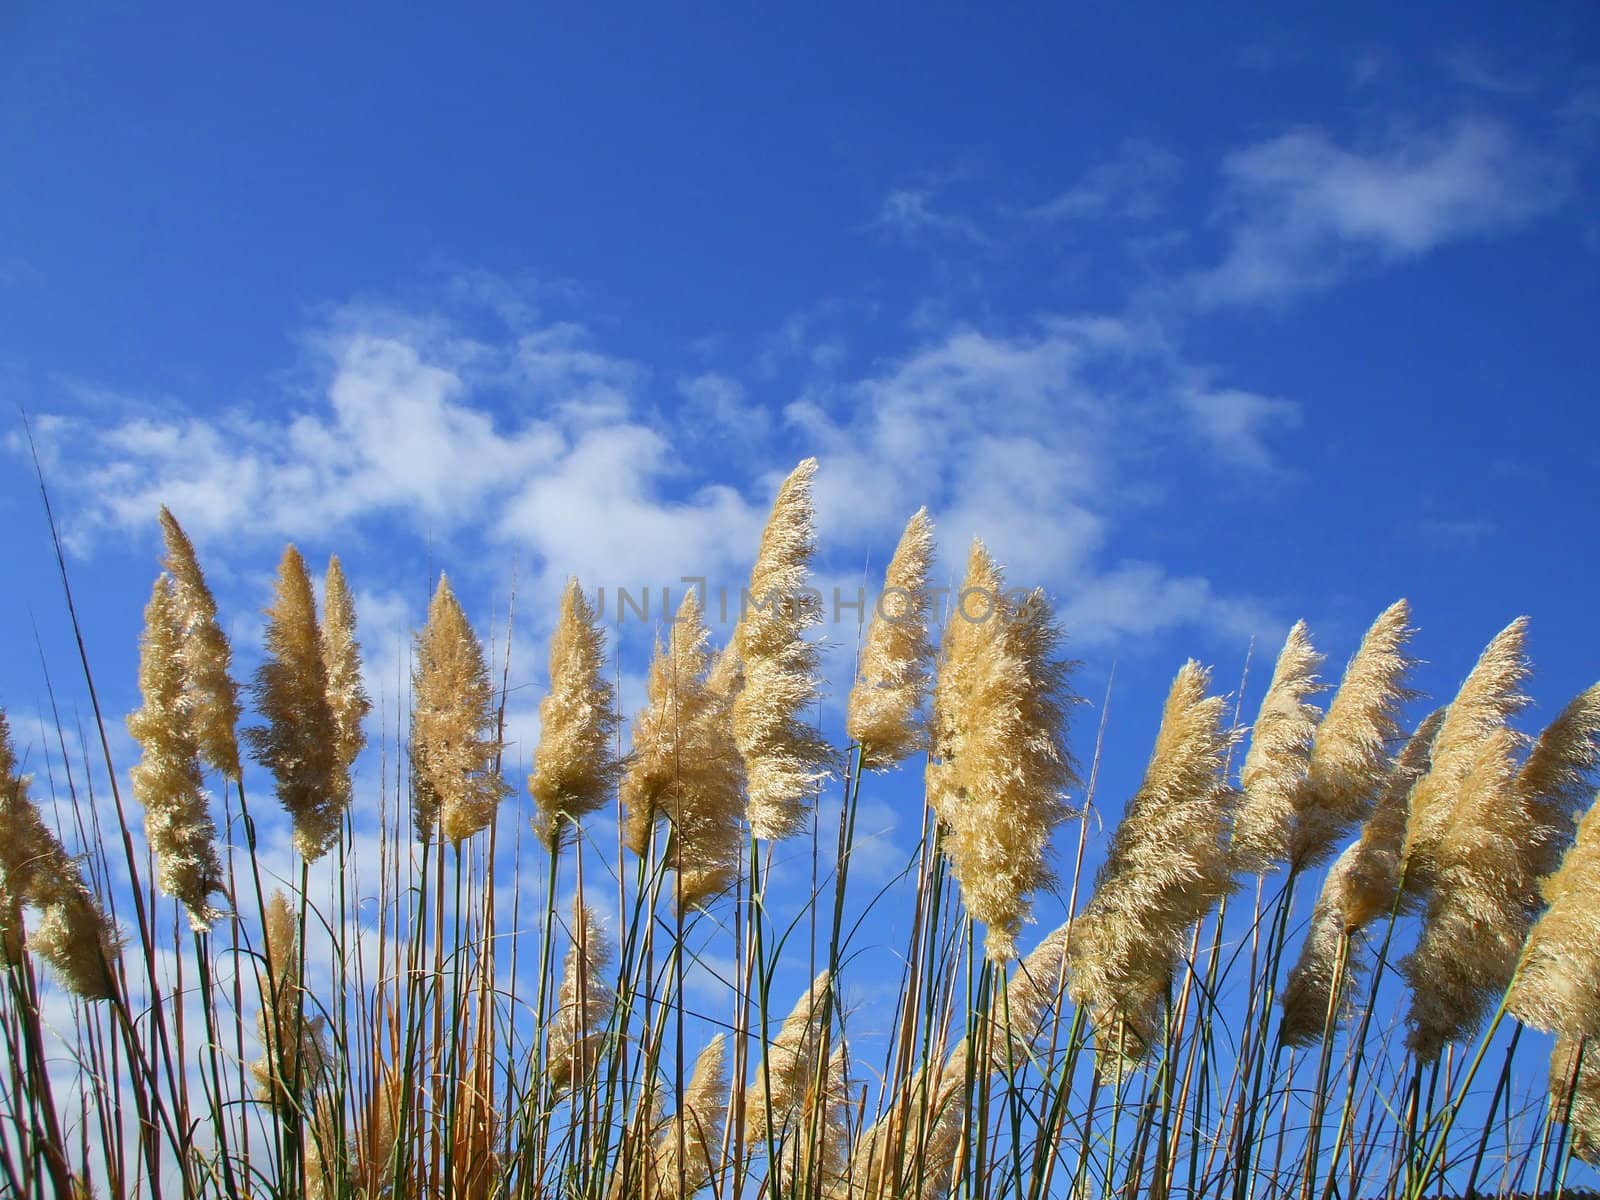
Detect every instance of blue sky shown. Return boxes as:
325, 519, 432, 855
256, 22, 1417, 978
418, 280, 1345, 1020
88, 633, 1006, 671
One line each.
2, 4, 1599, 1145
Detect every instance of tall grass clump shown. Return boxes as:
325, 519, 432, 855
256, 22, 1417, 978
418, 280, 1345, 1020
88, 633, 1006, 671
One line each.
1, 455, 1598, 1200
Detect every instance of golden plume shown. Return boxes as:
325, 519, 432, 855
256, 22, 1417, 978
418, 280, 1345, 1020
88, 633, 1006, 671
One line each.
1514, 681, 1600, 880
650, 1033, 730, 1199
926, 541, 1078, 962
1339, 710, 1446, 932
1067, 661, 1238, 1064
1279, 843, 1361, 1048
530, 578, 622, 844
838, 1042, 968, 1200
1401, 617, 1531, 899
1509, 785, 1600, 1036
319, 554, 371, 816
731, 458, 833, 840
548, 901, 615, 1094
252, 890, 330, 1112
158, 506, 242, 779
1232, 620, 1325, 873
245, 546, 343, 860
411, 574, 509, 845
847, 508, 936, 770
1403, 723, 1541, 1061
1294, 600, 1416, 869
0, 709, 120, 999
620, 590, 744, 908
127, 575, 226, 930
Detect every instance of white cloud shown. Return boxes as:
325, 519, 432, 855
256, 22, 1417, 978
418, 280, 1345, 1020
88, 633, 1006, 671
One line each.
1193, 116, 1573, 305
1178, 383, 1301, 470
877, 186, 989, 245
1030, 140, 1182, 224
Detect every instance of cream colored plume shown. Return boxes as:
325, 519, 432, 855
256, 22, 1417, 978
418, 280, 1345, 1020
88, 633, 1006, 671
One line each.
127, 575, 226, 930
1232, 620, 1325, 873
159, 506, 242, 779
411, 574, 509, 845
926, 541, 1078, 962
847, 508, 936, 771
1551, 1036, 1600, 1165
548, 902, 615, 1094
1403, 724, 1539, 1061
1339, 710, 1446, 932
1279, 843, 1360, 1048
252, 890, 330, 1112
1294, 600, 1416, 869
0, 709, 120, 999
837, 1042, 968, 1200
1509, 788, 1600, 1037
620, 590, 745, 909
1401, 617, 1531, 899
749, 972, 833, 1159
244, 546, 343, 860
530, 579, 622, 844
649, 1033, 730, 1199
1067, 661, 1238, 1064
1514, 681, 1600, 880
319, 554, 370, 815
731, 458, 833, 840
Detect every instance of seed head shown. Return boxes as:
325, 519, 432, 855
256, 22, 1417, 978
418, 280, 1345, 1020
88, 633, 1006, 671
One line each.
847, 509, 936, 771
159, 506, 242, 779
1294, 600, 1416, 869
1233, 620, 1325, 873
412, 574, 509, 845
732, 458, 833, 840
530, 579, 622, 845
927, 541, 1078, 962
245, 546, 343, 859
127, 575, 226, 930
1067, 661, 1238, 1064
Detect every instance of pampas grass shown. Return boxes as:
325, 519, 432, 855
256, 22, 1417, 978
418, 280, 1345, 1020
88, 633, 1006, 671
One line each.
5, 465, 1600, 1200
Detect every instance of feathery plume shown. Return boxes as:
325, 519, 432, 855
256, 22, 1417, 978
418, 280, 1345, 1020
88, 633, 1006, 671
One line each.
731, 458, 833, 839
1401, 617, 1531, 898
847, 508, 936, 770
620, 590, 745, 908
411, 574, 509, 845
1509, 788, 1600, 1037
1514, 681, 1600, 880
651, 1033, 730, 1199
1340, 711, 1446, 931
1232, 620, 1325, 873
245, 546, 342, 860
530, 578, 622, 845
750, 971, 833, 1151
926, 541, 1078, 962
548, 902, 615, 1094
158, 506, 242, 779
838, 1042, 968, 1200
319, 554, 371, 815
1294, 600, 1416, 869
1552, 1036, 1600, 1165
252, 890, 329, 1112
127, 575, 226, 930
1279, 843, 1361, 1047
0, 710, 119, 999
1403, 723, 1541, 1060
1067, 661, 1238, 1063
1002, 918, 1073, 1054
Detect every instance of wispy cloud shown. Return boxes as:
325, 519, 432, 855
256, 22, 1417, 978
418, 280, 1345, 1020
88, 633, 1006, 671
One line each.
1191, 116, 1575, 306
22, 281, 1294, 653
876, 185, 990, 245
1029, 140, 1182, 225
